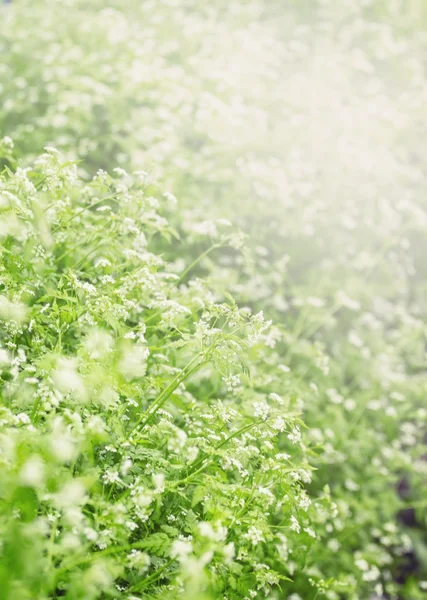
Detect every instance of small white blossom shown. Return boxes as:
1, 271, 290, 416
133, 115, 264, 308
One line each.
254, 402, 270, 421
290, 516, 301, 533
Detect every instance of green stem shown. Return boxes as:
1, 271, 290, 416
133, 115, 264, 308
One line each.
73, 240, 107, 270
167, 464, 208, 490
46, 519, 58, 570
128, 354, 207, 435
31, 396, 41, 423
52, 193, 118, 232
214, 421, 258, 451
128, 559, 175, 592
181, 420, 259, 479
177, 242, 220, 284
54, 539, 151, 579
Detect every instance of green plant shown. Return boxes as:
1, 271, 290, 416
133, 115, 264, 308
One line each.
0, 148, 322, 600
1, 0, 427, 598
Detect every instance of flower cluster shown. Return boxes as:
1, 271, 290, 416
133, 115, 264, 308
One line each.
1, 0, 427, 598
0, 151, 317, 599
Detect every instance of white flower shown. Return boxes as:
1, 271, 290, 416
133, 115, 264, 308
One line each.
84, 329, 113, 359
19, 456, 45, 488
1, 136, 14, 149
269, 392, 284, 404
163, 192, 177, 204
258, 487, 275, 506
53, 358, 86, 398
16, 413, 31, 424
327, 539, 340, 552
95, 258, 111, 268
120, 459, 133, 476
0, 349, 10, 366
223, 542, 235, 564
113, 167, 128, 177
119, 345, 149, 379
344, 398, 356, 411
102, 470, 121, 485
287, 426, 301, 444
363, 566, 380, 582
198, 522, 216, 540
190, 220, 218, 237
355, 558, 369, 571
128, 550, 150, 574
186, 446, 199, 462
244, 526, 264, 545
254, 402, 270, 421
51, 431, 77, 462
54, 480, 87, 508
84, 528, 98, 542
199, 521, 228, 542
0, 295, 27, 323
167, 428, 187, 453
298, 494, 311, 511
171, 539, 193, 562
336, 291, 361, 311
290, 515, 300, 533
152, 473, 165, 493
276, 453, 291, 461
272, 416, 285, 431
345, 479, 360, 491
224, 374, 241, 391
303, 527, 316, 538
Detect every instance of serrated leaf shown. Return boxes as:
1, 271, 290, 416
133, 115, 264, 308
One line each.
138, 533, 171, 557
191, 486, 206, 508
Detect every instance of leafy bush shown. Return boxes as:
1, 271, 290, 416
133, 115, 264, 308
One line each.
0, 148, 321, 599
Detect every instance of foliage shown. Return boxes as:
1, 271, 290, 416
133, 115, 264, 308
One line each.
0, 149, 320, 599
1, 1, 427, 599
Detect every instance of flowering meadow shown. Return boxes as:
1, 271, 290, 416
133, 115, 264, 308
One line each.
0, 1, 427, 599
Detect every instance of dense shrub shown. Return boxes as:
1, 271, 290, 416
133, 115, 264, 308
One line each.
0, 148, 322, 599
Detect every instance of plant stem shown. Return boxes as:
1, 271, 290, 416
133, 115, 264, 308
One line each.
128, 559, 175, 592
128, 354, 207, 435
177, 242, 220, 284
52, 193, 118, 232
